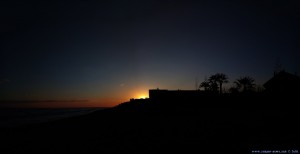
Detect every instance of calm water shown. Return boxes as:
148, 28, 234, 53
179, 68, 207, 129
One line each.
0, 108, 106, 128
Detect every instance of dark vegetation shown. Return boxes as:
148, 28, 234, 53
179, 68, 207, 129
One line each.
0, 71, 299, 154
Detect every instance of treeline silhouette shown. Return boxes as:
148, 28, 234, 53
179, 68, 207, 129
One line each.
198, 73, 256, 94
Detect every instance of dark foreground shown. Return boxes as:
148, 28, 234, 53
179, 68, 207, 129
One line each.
0, 95, 299, 154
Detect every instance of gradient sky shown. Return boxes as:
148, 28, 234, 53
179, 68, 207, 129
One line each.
1, 0, 299, 107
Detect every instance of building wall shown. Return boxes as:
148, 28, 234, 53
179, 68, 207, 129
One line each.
149, 89, 205, 101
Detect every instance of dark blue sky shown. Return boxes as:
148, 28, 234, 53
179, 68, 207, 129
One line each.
1, 0, 299, 107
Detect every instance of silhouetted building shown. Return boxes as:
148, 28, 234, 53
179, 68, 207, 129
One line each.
263, 71, 300, 95
149, 89, 206, 102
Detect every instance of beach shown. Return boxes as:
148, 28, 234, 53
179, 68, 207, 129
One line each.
0, 101, 298, 154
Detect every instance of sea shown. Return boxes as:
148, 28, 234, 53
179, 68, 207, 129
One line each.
0, 108, 106, 128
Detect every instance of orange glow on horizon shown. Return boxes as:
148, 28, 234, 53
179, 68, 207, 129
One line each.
1, 98, 123, 108
131, 88, 149, 99
138, 95, 148, 99
2, 88, 152, 108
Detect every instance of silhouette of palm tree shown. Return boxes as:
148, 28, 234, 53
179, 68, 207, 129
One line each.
234, 76, 255, 93
209, 73, 229, 94
200, 80, 210, 91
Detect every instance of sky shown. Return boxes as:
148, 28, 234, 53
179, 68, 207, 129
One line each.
1, 0, 299, 108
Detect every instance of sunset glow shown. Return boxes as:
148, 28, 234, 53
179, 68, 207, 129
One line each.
1, 0, 299, 108
138, 95, 148, 99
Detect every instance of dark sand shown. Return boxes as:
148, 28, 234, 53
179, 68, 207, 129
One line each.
1, 95, 298, 154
